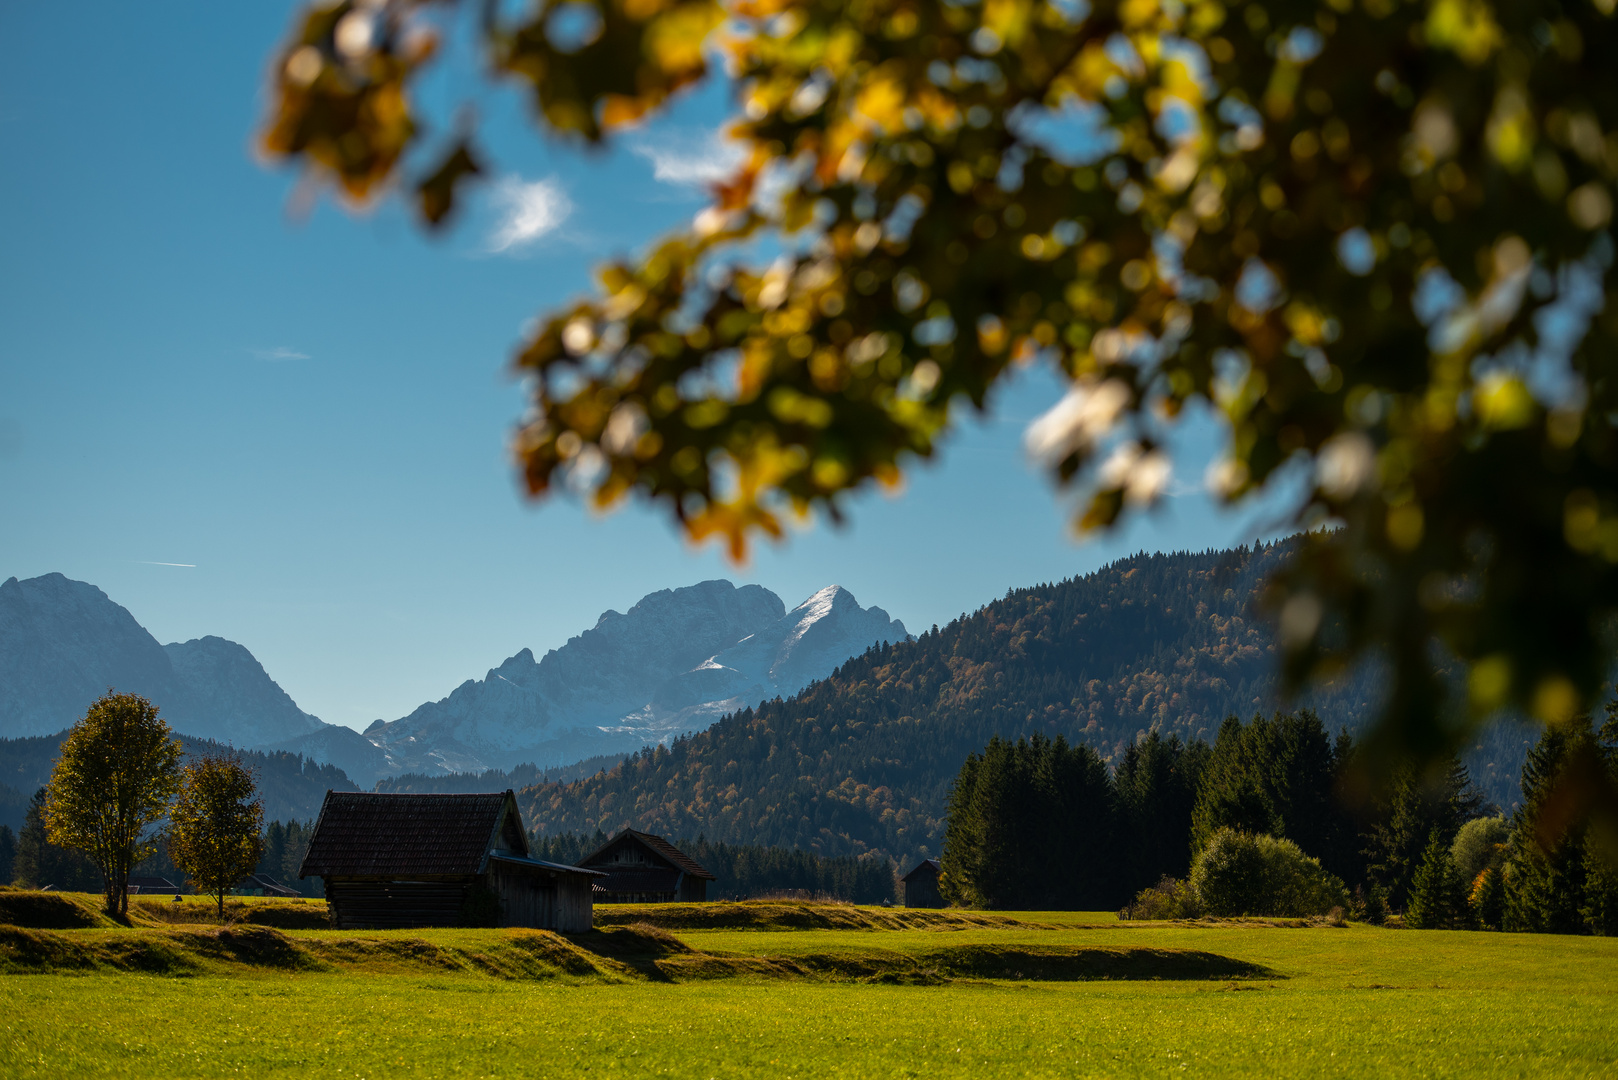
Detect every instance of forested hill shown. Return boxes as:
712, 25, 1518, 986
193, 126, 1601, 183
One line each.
0, 730, 357, 832
520, 541, 1393, 867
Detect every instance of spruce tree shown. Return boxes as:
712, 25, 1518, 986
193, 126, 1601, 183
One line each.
12, 789, 98, 892
1506, 721, 1593, 934
1406, 828, 1456, 930
1364, 759, 1484, 911
0, 825, 14, 886
1114, 731, 1203, 894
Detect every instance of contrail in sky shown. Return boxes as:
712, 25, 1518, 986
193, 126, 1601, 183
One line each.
135, 561, 196, 567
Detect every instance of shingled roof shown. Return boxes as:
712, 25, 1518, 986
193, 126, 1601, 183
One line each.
299, 791, 526, 878
582, 828, 716, 880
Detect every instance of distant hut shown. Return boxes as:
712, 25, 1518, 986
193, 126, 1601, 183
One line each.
235, 873, 300, 898
902, 859, 943, 908
298, 790, 601, 931
579, 829, 715, 903
126, 875, 181, 896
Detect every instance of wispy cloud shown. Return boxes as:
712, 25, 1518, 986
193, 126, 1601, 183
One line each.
488, 176, 573, 253
250, 346, 310, 361
135, 561, 196, 568
631, 129, 747, 187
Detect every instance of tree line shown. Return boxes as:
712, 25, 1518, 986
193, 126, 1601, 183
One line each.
531, 831, 897, 905
940, 708, 1618, 933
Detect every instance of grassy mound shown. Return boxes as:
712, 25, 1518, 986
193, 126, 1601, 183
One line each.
664, 943, 1275, 983
0, 919, 1271, 984
594, 901, 1057, 932
0, 925, 639, 980
0, 889, 332, 930
129, 895, 331, 929
0, 888, 118, 929
0, 924, 324, 975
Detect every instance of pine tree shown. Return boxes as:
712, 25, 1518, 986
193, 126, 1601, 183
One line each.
12, 788, 98, 892
1406, 828, 1456, 930
1364, 759, 1484, 912
1506, 721, 1594, 934
1360, 879, 1389, 926
1188, 712, 1355, 881
1115, 731, 1204, 894
940, 734, 1118, 909
260, 821, 287, 879
0, 824, 14, 886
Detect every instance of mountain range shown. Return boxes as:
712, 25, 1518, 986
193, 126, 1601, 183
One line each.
0, 573, 909, 787
358, 582, 910, 775
516, 542, 1536, 869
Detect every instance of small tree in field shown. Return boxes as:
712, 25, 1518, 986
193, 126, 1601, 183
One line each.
45, 692, 183, 915
167, 757, 265, 919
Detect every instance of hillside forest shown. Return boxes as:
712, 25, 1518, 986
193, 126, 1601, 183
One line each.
519, 543, 1534, 869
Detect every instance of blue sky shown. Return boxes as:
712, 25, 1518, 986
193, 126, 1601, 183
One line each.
0, 2, 1297, 730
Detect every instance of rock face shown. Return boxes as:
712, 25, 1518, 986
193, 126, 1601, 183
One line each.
618, 586, 910, 745
0, 573, 327, 748
362, 581, 909, 775
1, 571, 908, 785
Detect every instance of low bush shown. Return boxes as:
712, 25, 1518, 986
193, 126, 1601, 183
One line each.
1118, 876, 1201, 920
1190, 829, 1349, 918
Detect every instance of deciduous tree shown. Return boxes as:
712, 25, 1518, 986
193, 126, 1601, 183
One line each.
260, 0, 1618, 797
44, 694, 183, 914
168, 757, 266, 919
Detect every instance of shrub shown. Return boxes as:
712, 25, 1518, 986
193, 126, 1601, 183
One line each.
1190, 829, 1349, 917
1118, 876, 1201, 920
1450, 817, 1509, 883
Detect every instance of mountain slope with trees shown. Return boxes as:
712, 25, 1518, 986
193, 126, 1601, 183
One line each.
521, 541, 1444, 866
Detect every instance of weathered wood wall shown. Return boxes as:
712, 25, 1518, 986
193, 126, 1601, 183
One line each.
326, 879, 468, 928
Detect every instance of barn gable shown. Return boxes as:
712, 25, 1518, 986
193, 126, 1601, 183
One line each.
299, 790, 599, 931
580, 829, 714, 903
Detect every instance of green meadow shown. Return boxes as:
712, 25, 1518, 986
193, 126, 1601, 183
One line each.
2, 893, 1615, 1078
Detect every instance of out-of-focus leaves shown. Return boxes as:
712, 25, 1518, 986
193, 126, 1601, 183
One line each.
416, 137, 482, 226
488, 0, 727, 140
259, 0, 1618, 803
262, 1, 440, 203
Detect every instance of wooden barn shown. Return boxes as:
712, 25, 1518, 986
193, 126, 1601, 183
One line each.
902, 859, 944, 908
298, 790, 601, 931
579, 829, 715, 903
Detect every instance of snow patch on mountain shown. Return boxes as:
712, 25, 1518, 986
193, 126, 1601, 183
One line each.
363, 581, 907, 775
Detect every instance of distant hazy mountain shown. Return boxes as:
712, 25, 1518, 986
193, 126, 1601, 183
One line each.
355, 580, 909, 775
1, 572, 909, 787
0, 573, 371, 759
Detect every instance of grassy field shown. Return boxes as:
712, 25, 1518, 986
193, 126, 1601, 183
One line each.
2, 892, 1615, 1078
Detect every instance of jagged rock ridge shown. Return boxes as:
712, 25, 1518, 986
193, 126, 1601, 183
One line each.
0, 573, 377, 776
355, 580, 908, 775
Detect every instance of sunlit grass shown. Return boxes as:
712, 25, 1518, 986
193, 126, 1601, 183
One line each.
3, 895, 1616, 1077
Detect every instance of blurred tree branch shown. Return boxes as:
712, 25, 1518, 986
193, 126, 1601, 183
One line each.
260, 0, 1618, 796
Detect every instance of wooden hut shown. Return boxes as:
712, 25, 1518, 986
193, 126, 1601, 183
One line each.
902, 859, 944, 908
234, 873, 300, 898
578, 829, 715, 903
298, 790, 601, 931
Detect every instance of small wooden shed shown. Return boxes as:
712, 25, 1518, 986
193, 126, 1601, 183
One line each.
235, 873, 300, 898
902, 859, 944, 908
299, 790, 601, 931
579, 829, 715, 903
